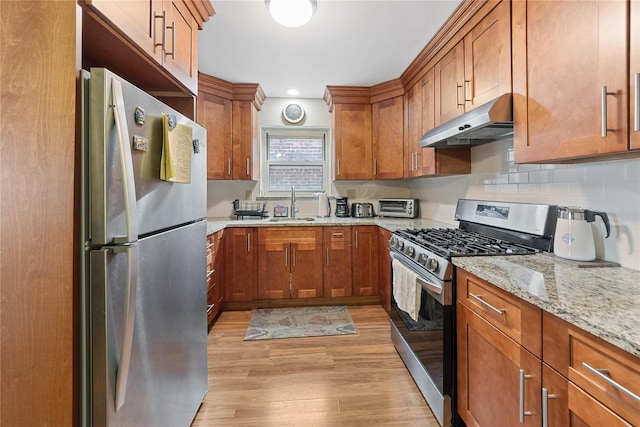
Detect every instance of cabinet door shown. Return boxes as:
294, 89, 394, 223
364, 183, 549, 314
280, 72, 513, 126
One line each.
232, 100, 258, 180
333, 104, 372, 180
463, 0, 511, 110
512, 0, 628, 163
85, 0, 163, 64
352, 226, 379, 296
404, 82, 422, 178
418, 69, 436, 176
323, 227, 353, 298
631, 0, 640, 151
196, 92, 232, 179
435, 41, 465, 126
291, 242, 323, 298
372, 96, 404, 179
162, 0, 198, 94
457, 302, 542, 427
257, 242, 290, 299
377, 227, 391, 315
224, 228, 256, 302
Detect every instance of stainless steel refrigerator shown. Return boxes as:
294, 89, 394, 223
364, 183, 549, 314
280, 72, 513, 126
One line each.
80, 68, 208, 426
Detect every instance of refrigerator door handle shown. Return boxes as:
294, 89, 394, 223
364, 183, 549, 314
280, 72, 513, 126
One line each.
114, 243, 139, 411
111, 79, 139, 244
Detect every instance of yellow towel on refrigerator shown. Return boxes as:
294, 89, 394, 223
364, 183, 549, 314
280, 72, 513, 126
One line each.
392, 259, 421, 322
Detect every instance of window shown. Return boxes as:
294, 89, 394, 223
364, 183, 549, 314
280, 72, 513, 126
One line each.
261, 128, 329, 197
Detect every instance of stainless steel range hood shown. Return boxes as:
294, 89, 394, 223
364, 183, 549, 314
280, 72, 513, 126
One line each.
419, 93, 513, 148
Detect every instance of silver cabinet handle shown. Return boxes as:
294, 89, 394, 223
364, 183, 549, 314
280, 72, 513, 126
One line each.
206, 242, 215, 250
519, 369, 533, 423
154, 11, 166, 50
635, 73, 640, 132
411, 152, 416, 171
464, 79, 472, 102
206, 269, 215, 279
582, 362, 640, 402
456, 83, 464, 107
227, 158, 231, 176
468, 292, 505, 315
165, 19, 176, 59
373, 159, 377, 176
355, 230, 359, 249
115, 244, 139, 411
111, 79, 139, 244
292, 247, 296, 267
601, 85, 616, 137
285, 247, 288, 267
415, 151, 420, 171
337, 159, 341, 176
542, 387, 557, 427
247, 232, 251, 253
326, 247, 330, 266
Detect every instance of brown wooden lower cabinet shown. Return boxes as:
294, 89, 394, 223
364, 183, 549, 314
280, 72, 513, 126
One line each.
206, 230, 224, 327
257, 228, 323, 299
457, 269, 640, 427
377, 227, 391, 314
323, 226, 353, 297
352, 225, 379, 296
224, 227, 257, 302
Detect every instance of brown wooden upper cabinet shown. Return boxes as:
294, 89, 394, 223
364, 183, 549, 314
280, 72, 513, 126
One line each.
435, 0, 511, 126
83, 0, 205, 94
632, 1, 640, 151
512, 0, 631, 163
333, 103, 373, 180
197, 74, 265, 180
372, 96, 404, 179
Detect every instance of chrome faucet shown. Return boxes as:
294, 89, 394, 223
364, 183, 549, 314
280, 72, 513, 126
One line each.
290, 185, 296, 218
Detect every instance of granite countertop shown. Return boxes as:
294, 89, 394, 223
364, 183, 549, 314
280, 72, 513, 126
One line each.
206, 216, 454, 235
453, 255, 640, 358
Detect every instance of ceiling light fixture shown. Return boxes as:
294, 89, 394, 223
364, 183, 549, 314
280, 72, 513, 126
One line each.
265, 0, 317, 28
287, 89, 300, 96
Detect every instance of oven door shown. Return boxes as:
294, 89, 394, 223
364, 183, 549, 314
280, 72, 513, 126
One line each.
389, 252, 453, 427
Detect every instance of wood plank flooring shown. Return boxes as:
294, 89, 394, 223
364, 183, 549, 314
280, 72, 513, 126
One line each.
191, 304, 440, 427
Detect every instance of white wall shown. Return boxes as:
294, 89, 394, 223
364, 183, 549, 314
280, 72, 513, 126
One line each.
409, 139, 640, 270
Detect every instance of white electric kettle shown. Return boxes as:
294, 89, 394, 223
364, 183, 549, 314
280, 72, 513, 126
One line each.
554, 207, 611, 261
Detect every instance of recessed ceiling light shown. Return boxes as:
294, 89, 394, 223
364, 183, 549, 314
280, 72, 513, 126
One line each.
287, 89, 300, 96
265, 0, 317, 28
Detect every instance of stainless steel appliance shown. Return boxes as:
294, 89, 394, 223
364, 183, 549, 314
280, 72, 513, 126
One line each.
80, 68, 208, 426
389, 199, 557, 427
351, 202, 374, 218
419, 94, 513, 148
335, 196, 349, 217
378, 198, 419, 218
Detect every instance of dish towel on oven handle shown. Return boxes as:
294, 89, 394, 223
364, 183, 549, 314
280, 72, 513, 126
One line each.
392, 259, 421, 322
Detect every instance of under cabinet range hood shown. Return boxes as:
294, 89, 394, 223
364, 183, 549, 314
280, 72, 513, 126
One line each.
419, 93, 513, 148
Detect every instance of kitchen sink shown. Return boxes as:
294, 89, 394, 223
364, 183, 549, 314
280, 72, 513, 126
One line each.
268, 217, 316, 222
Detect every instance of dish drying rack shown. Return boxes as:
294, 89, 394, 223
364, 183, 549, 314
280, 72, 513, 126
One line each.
232, 199, 268, 219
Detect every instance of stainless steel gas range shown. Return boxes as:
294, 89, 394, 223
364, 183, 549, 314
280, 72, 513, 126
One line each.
389, 199, 557, 427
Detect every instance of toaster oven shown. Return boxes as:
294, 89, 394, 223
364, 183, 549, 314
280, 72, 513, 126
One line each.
378, 198, 419, 218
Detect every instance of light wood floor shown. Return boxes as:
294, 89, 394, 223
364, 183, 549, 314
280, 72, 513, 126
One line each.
191, 304, 440, 427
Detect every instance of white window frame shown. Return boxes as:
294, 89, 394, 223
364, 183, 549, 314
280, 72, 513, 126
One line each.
260, 127, 330, 198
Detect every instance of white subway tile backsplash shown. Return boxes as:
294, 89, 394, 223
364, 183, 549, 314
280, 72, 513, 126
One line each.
517, 183, 541, 194
553, 167, 586, 183
529, 169, 555, 183
585, 161, 627, 182
508, 171, 529, 184
516, 163, 541, 172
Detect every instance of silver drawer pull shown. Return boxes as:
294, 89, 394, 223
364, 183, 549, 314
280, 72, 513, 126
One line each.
542, 387, 557, 427
206, 242, 215, 250
582, 362, 640, 403
206, 269, 215, 279
468, 292, 505, 315
519, 369, 533, 423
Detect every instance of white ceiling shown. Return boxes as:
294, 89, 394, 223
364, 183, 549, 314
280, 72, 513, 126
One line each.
198, 0, 463, 99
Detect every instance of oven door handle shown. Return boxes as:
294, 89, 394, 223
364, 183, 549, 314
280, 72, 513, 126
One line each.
417, 276, 442, 295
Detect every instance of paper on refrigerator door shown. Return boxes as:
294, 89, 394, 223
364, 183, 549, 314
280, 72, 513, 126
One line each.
160, 113, 192, 183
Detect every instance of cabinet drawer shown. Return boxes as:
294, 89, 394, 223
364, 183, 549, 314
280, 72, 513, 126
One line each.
457, 269, 542, 357
258, 227, 322, 245
323, 226, 351, 243
568, 382, 632, 426
543, 312, 640, 425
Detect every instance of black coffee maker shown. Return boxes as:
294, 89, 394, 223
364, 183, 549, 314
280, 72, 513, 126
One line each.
335, 197, 349, 217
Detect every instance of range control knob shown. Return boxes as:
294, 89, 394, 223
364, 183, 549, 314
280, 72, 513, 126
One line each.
426, 258, 439, 272
389, 237, 397, 247
397, 241, 405, 250
405, 247, 415, 257
417, 253, 428, 265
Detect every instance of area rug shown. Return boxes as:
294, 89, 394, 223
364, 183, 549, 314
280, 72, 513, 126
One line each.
243, 306, 358, 340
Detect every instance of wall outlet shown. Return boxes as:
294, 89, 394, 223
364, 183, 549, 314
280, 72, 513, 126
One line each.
245, 190, 252, 200
347, 189, 356, 199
